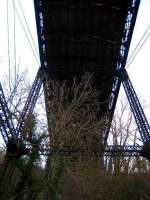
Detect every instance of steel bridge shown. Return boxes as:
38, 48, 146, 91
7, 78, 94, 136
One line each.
33, 0, 147, 150
1, 0, 150, 161
34, 0, 141, 141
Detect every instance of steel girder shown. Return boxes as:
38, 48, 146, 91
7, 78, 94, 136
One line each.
33, 0, 46, 68
33, 0, 141, 146
104, 0, 141, 145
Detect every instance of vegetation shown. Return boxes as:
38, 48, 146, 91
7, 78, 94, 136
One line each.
0, 72, 150, 200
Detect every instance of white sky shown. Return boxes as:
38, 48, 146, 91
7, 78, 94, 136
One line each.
0, 0, 150, 145
0, 0, 39, 82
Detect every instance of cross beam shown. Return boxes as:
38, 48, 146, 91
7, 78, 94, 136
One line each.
34, 145, 142, 157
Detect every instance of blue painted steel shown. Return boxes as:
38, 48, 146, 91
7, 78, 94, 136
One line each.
0, 83, 17, 144
104, 0, 141, 144
122, 70, 150, 144
33, 0, 46, 68
0, 67, 43, 145
37, 145, 142, 157
16, 67, 43, 139
33, 0, 141, 146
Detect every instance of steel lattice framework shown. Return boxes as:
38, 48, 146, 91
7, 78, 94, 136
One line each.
122, 70, 150, 143
16, 67, 43, 139
0, 83, 16, 144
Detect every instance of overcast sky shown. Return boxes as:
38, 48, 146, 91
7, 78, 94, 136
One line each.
0, 0, 39, 82
0, 0, 150, 142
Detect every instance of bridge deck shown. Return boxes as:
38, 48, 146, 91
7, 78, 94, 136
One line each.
34, 0, 140, 118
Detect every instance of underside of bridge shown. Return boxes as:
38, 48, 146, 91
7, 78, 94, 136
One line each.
34, 0, 140, 138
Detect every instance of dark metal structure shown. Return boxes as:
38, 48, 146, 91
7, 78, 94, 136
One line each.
122, 70, 150, 144
32, 0, 150, 160
38, 145, 142, 157
33, 0, 141, 141
1, 0, 150, 161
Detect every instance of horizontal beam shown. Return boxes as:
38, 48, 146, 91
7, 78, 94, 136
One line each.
35, 145, 142, 157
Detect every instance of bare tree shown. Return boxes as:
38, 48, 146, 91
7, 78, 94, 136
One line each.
106, 97, 150, 175
0, 68, 45, 199
42, 72, 105, 200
